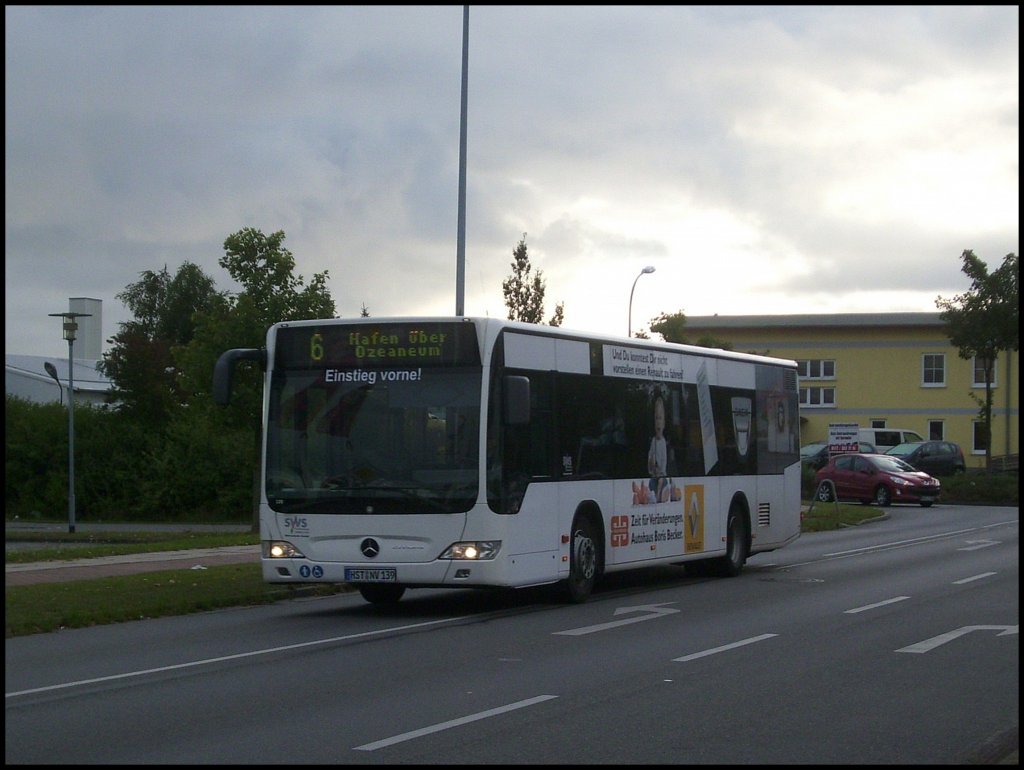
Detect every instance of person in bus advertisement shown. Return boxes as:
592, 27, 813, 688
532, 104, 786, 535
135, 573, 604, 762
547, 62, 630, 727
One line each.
634, 391, 682, 505
646, 394, 671, 501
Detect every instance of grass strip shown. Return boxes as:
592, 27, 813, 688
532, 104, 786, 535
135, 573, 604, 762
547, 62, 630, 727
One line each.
5, 563, 346, 638
5, 532, 259, 563
801, 503, 886, 531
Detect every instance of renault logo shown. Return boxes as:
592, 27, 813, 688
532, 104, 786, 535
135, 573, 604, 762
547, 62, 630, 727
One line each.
360, 538, 380, 558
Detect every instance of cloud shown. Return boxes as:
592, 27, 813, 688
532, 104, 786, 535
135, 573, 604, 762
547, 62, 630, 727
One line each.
5, 5, 1017, 358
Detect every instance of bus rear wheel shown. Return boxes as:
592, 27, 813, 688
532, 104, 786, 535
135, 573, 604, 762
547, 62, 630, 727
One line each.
711, 507, 749, 577
358, 584, 406, 604
562, 516, 600, 603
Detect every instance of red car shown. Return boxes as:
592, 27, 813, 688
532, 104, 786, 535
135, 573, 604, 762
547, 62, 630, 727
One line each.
814, 453, 941, 507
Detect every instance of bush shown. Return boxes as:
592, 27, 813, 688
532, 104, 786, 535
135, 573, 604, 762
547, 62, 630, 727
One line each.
5, 395, 252, 523
73, 403, 159, 519
5, 397, 68, 517
800, 463, 820, 500
137, 408, 255, 520
939, 471, 1018, 505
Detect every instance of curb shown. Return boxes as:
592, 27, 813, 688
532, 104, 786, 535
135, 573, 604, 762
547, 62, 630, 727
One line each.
5, 546, 259, 587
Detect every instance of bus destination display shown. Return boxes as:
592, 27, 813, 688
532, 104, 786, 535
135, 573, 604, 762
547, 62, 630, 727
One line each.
275, 322, 480, 368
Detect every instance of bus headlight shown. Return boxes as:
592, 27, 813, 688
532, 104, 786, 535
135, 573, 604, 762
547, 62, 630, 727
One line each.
263, 540, 306, 559
439, 541, 502, 560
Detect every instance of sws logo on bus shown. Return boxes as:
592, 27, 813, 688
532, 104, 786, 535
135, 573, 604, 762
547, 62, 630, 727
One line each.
283, 516, 309, 535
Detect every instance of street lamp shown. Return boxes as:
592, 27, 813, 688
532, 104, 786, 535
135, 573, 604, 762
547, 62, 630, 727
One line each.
48, 311, 91, 533
628, 266, 656, 337
44, 361, 63, 405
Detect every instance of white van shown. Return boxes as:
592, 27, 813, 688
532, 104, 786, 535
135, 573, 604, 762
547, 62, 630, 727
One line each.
858, 427, 924, 452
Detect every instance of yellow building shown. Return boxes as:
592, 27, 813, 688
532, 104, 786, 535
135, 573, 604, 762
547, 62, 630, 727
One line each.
685, 313, 1018, 470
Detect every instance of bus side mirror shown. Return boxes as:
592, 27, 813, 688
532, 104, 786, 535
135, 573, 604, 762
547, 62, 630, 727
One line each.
213, 348, 265, 405
503, 375, 530, 425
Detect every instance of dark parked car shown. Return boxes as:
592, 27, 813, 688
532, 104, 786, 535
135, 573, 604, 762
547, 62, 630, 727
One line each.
800, 440, 876, 471
814, 453, 941, 507
886, 440, 966, 476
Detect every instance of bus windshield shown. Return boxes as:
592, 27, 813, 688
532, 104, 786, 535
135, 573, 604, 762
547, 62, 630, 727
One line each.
264, 321, 484, 515
266, 367, 481, 514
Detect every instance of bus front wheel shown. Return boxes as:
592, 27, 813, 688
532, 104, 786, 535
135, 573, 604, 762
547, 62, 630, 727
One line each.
562, 516, 600, 603
358, 584, 406, 604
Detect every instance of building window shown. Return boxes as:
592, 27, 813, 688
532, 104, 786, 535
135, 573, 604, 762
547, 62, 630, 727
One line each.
972, 356, 997, 388
870, 419, 887, 429
922, 353, 945, 387
972, 420, 989, 455
799, 386, 835, 408
928, 420, 944, 440
796, 359, 836, 380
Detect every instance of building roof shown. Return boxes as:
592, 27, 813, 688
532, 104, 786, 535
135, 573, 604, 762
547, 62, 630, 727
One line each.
5, 354, 113, 394
684, 311, 944, 330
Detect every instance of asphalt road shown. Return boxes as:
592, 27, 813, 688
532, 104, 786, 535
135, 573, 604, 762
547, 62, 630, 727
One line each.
5, 505, 1018, 764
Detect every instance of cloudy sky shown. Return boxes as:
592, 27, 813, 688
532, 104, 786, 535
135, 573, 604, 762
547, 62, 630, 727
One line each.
5, 5, 1019, 360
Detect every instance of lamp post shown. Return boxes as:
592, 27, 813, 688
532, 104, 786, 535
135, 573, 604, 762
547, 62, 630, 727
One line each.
455, 5, 469, 315
628, 266, 656, 337
48, 311, 91, 533
44, 361, 63, 405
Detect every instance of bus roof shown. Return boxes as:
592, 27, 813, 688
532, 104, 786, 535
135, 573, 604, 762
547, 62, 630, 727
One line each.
271, 316, 798, 369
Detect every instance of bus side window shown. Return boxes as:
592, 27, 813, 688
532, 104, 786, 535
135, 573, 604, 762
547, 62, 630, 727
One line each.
488, 372, 543, 513
532, 375, 557, 478
503, 375, 530, 425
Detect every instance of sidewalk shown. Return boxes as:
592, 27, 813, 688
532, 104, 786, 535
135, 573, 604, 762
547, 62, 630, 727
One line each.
5, 545, 259, 587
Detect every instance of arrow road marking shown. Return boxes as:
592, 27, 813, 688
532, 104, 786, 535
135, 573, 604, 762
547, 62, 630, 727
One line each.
958, 539, 1000, 551
897, 624, 1018, 654
553, 603, 679, 636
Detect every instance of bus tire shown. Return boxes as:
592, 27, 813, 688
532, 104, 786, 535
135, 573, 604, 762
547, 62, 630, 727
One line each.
562, 515, 600, 603
711, 506, 749, 577
358, 585, 406, 604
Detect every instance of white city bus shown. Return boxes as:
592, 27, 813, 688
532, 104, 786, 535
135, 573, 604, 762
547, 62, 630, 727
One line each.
214, 317, 801, 604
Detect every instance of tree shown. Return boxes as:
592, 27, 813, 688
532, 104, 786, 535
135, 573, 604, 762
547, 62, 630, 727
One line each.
648, 311, 733, 349
174, 228, 336, 527
114, 262, 223, 344
175, 227, 335, 416
218, 228, 334, 325
935, 250, 1019, 469
648, 311, 689, 343
502, 234, 564, 326
99, 262, 223, 425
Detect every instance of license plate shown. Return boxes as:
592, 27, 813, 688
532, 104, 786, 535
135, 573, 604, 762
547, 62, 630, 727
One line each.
344, 568, 397, 583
